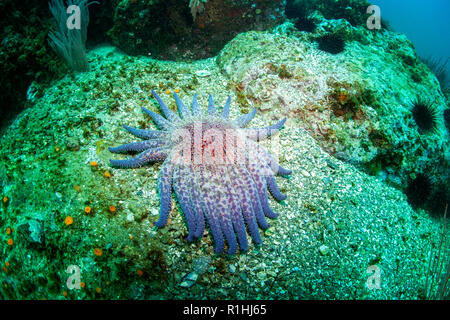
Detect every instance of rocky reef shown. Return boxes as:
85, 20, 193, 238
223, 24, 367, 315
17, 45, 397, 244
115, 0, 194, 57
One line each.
0, 0, 449, 300
107, 0, 284, 60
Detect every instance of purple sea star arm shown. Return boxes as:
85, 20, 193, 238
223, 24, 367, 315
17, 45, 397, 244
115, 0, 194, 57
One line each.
152, 90, 180, 122
199, 166, 226, 253
122, 124, 166, 140
172, 165, 197, 241
230, 166, 262, 245
237, 166, 270, 230
223, 167, 248, 251
154, 162, 174, 228
248, 140, 292, 176
110, 147, 168, 168
108, 139, 165, 153
274, 165, 292, 176
190, 168, 205, 239
219, 214, 238, 254
230, 207, 248, 251
246, 162, 278, 219
266, 174, 287, 201
244, 118, 287, 142
142, 107, 174, 130
233, 107, 257, 127
207, 94, 217, 116
221, 96, 231, 120
191, 93, 202, 116
215, 167, 238, 254
203, 206, 224, 254
240, 194, 262, 245
173, 93, 191, 119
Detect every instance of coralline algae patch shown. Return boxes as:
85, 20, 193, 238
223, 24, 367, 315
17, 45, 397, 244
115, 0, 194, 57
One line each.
0, 17, 448, 299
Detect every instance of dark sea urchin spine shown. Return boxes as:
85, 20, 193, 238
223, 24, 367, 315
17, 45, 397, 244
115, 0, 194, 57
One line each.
109, 91, 291, 254
410, 98, 440, 133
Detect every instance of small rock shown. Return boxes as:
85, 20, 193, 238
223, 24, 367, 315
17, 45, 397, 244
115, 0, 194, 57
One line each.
326, 158, 338, 170
179, 281, 191, 288
195, 70, 211, 77
301, 169, 310, 177
66, 137, 80, 151
319, 245, 329, 256
228, 264, 236, 273
192, 256, 211, 275
257, 271, 266, 280
17, 220, 45, 248
150, 208, 159, 216
185, 272, 199, 282
179, 272, 198, 288
334, 152, 348, 161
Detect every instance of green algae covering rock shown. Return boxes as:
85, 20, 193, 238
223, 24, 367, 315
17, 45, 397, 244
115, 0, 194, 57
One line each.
0, 2, 449, 300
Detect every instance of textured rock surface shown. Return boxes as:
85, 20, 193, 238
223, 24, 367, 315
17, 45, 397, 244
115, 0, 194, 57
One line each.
216, 21, 448, 189
0, 0, 65, 131
0, 12, 448, 299
107, 0, 284, 60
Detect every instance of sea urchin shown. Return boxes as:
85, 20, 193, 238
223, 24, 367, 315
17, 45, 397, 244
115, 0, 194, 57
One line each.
410, 98, 439, 133
295, 17, 317, 33
317, 33, 345, 55
405, 173, 432, 209
109, 91, 291, 254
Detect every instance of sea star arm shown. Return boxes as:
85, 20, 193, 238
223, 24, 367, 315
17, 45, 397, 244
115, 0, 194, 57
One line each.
223, 173, 248, 251
108, 139, 165, 154
191, 93, 202, 116
110, 147, 168, 168
221, 96, 231, 120
152, 90, 180, 122
237, 166, 270, 230
248, 140, 292, 176
172, 165, 198, 241
244, 118, 287, 142
154, 162, 174, 228
199, 167, 227, 253
266, 174, 287, 201
190, 170, 206, 239
233, 107, 257, 127
230, 166, 262, 246
214, 167, 238, 254
122, 124, 166, 140
245, 162, 279, 219
173, 93, 191, 119
207, 94, 217, 116
142, 107, 174, 130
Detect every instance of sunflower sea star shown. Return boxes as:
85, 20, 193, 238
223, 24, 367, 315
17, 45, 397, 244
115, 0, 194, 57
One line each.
110, 91, 291, 254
